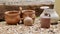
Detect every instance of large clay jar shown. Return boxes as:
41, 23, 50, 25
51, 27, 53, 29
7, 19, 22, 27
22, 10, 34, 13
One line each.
40, 13, 50, 28
5, 11, 20, 25
22, 10, 36, 21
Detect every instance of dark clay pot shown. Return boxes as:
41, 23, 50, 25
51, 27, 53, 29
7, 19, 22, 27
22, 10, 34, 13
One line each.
5, 11, 20, 25
40, 13, 50, 28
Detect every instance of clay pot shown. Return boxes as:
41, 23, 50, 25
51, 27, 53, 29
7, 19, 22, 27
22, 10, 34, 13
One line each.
5, 11, 20, 25
24, 17, 33, 26
40, 13, 50, 28
22, 10, 36, 21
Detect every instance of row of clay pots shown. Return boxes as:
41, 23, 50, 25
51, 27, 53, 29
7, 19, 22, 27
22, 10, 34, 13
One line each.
4, 10, 51, 29
4, 10, 36, 26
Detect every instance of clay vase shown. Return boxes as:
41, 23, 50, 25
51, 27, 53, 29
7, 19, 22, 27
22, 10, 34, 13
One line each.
40, 13, 50, 28
22, 10, 36, 22
24, 17, 33, 26
5, 11, 20, 25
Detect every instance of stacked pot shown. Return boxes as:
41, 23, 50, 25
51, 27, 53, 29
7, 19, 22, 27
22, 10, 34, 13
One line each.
22, 10, 36, 26
5, 10, 36, 25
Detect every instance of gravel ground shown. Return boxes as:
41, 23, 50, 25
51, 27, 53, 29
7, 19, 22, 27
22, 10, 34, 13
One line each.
0, 18, 60, 34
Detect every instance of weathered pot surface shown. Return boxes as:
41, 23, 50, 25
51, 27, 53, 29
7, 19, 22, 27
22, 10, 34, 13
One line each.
5, 11, 20, 25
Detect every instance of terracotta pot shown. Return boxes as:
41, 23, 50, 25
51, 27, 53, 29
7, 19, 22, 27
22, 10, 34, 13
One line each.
22, 10, 36, 21
5, 11, 20, 25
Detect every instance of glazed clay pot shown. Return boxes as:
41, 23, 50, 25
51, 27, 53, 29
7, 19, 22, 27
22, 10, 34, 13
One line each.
5, 11, 20, 25
22, 10, 36, 21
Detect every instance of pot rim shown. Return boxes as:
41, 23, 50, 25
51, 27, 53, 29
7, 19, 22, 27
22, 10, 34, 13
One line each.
22, 10, 35, 14
5, 11, 20, 16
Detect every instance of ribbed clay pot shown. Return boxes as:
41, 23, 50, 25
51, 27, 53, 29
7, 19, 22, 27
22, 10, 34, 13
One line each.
5, 11, 20, 25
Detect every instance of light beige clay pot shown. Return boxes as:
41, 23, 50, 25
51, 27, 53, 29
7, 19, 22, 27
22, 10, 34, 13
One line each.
24, 17, 33, 26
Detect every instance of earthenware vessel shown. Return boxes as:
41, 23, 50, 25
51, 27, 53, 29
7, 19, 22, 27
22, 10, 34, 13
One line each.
40, 9, 59, 25
5, 11, 20, 25
24, 17, 33, 26
22, 10, 36, 21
